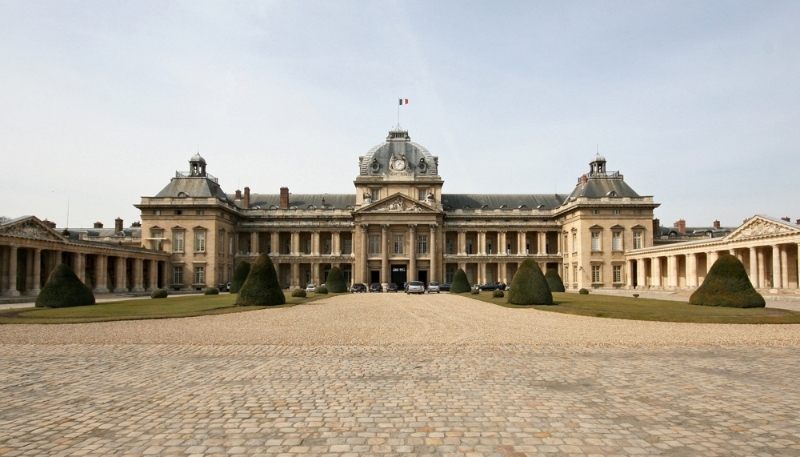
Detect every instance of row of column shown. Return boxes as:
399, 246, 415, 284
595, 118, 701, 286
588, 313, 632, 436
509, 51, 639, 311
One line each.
359, 224, 438, 284
453, 230, 556, 255
246, 230, 352, 256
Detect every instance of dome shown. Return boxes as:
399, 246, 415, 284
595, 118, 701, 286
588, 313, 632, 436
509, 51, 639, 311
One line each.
592, 153, 606, 163
358, 129, 438, 177
190, 153, 206, 164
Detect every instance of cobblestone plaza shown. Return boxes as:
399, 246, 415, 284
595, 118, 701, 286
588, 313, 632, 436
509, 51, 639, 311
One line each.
2, 294, 800, 456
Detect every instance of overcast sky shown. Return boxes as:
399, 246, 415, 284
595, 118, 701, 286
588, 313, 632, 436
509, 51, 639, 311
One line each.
1, 1, 798, 229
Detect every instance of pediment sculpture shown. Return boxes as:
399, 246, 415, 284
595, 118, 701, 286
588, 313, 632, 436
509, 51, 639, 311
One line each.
373, 197, 426, 212
0, 219, 65, 241
730, 218, 796, 240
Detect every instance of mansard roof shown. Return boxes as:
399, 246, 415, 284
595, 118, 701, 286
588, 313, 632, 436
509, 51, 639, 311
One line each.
241, 194, 357, 210
441, 194, 569, 211
565, 178, 641, 201
358, 129, 439, 177
155, 177, 232, 202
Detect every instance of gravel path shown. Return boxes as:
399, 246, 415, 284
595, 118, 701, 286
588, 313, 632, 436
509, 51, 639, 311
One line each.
1, 293, 799, 346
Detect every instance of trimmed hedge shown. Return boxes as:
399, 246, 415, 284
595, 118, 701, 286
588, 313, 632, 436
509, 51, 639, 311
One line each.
316, 285, 329, 294
451, 268, 471, 293
151, 288, 168, 299
326, 267, 347, 293
204, 287, 219, 295
230, 261, 251, 294
492, 289, 504, 298
545, 269, 566, 293
236, 254, 286, 306
291, 289, 307, 298
35, 263, 95, 308
508, 259, 553, 305
579, 288, 589, 294
690, 254, 765, 308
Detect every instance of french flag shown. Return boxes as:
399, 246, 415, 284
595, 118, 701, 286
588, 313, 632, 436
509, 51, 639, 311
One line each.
399, 98, 409, 105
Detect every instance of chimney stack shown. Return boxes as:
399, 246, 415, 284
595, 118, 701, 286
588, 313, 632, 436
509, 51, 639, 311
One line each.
580, 174, 588, 186
235, 189, 242, 200
243, 187, 250, 209
93, 222, 104, 228
781, 217, 790, 222
713, 220, 721, 229
280, 187, 289, 209
43, 220, 56, 229
652, 218, 660, 235
674, 219, 686, 234
115, 218, 123, 233
796, 219, 800, 225
131, 221, 141, 227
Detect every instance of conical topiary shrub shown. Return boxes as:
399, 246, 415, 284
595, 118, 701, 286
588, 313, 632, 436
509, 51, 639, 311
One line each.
690, 254, 765, 308
35, 263, 95, 308
236, 254, 286, 306
545, 269, 566, 293
326, 266, 347, 293
508, 259, 553, 305
450, 268, 471, 293
230, 261, 251, 294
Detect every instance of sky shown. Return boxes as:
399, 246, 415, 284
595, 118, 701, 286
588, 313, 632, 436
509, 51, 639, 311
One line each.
1, 1, 798, 229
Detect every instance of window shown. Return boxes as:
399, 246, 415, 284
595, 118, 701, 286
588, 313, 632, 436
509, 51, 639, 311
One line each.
466, 241, 473, 255
592, 265, 601, 283
176, 210, 182, 215
633, 231, 643, 249
343, 239, 352, 255
486, 242, 492, 254
304, 239, 311, 254
417, 235, 428, 254
613, 209, 620, 215
173, 266, 183, 284
612, 231, 622, 251
369, 235, 381, 254
592, 209, 600, 215
572, 233, 577, 252
446, 239, 455, 254
393, 235, 404, 254
194, 231, 206, 252
613, 265, 622, 283
173, 231, 184, 252
196, 210, 204, 215
154, 210, 161, 215
418, 189, 427, 201
325, 239, 332, 254
446, 266, 455, 283
370, 189, 379, 201
572, 264, 578, 283
229, 236, 234, 255
591, 232, 601, 251
194, 266, 205, 284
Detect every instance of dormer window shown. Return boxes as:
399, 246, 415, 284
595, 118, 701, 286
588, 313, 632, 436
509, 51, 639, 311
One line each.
177, 192, 188, 198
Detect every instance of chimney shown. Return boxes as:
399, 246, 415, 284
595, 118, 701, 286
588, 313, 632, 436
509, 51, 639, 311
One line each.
674, 219, 686, 234
280, 187, 289, 209
580, 174, 588, 186
235, 189, 242, 200
43, 219, 56, 229
781, 217, 790, 222
796, 219, 800, 225
93, 222, 104, 228
115, 218, 123, 233
131, 221, 141, 227
321, 197, 326, 207
652, 218, 660, 235
243, 187, 250, 209
713, 220, 721, 229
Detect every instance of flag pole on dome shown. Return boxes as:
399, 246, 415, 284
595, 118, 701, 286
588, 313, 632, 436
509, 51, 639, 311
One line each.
397, 98, 409, 128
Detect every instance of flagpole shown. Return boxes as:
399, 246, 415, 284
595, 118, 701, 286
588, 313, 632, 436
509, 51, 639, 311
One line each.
397, 98, 400, 128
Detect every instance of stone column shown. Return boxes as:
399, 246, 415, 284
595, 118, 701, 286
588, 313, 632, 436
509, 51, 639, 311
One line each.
477, 231, 486, 255
757, 248, 766, 288
749, 247, 758, 288
24, 250, 34, 294
781, 245, 789, 290
160, 260, 169, 289
735, 248, 744, 264
773, 245, 782, 290
636, 258, 646, 289
132, 258, 145, 292
651, 256, 662, 289
686, 253, 698, 288
312, 262, 320, 285
668, 255, 678, 289
518, 231, 526, 255
498, 231, 507, 255
30, 248, 42, 296
360, 225, 368, 283
290, 231, 299, 256
458, 230, 466, 256
0, 247, 8, 293
250, 232, 259, 255
429, 224, 437, 282
408, 224, 417, 282
312, 231, 320, 256
708, 251, 719, 267
478, 262, 486, 284
148, 259, 158, 291
539, 232, 546, 255
381, 225, 389, 284
270, 232, 279, 255
5, 246, 20, 296
75, 253, 86, 284
94, 255, 108, 293
114, 257, 128, 293
290, 263, 300, 288
332, 231, 341, 256
626, 260, 634, 288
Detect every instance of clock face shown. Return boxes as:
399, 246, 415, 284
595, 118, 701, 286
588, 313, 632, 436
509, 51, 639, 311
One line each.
393, 158, 406, 170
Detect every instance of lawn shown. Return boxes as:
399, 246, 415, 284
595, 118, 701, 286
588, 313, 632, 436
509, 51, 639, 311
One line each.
0, 291, 334, 324
465, 291, 800, 324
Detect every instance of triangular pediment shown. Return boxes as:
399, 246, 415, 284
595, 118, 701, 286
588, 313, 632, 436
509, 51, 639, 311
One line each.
726, 215, 800, 241
0, 216, 68, 242
355, 193, 439, 214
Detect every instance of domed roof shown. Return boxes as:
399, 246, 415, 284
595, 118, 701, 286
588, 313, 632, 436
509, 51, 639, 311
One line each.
190, 153, 206, 164
358, 129, 439, 177
592, 152, 606, 163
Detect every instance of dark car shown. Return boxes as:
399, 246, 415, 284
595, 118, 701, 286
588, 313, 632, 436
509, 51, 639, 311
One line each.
386, 283, 399, 292
478, 283, 501, 291
350, 283, 367, 293
439, 283, 451, 292
369, 283, 383, 293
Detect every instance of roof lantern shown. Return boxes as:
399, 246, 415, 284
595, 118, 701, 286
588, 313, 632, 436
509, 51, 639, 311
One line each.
189, 153, 207, 177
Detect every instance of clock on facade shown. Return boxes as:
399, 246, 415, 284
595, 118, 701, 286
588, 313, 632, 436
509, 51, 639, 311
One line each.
392, 157, 406, 171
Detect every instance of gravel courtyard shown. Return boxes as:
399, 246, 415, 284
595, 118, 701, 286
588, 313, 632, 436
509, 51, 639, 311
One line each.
2, 294, 800, 456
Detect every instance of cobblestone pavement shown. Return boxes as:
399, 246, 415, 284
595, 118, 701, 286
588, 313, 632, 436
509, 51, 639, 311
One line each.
2, 295, 800, 456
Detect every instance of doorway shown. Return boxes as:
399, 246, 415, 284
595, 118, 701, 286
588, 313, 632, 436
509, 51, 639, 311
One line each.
370, 270, 380, 284
391, 265, 407, 285
418, 270, 428, 286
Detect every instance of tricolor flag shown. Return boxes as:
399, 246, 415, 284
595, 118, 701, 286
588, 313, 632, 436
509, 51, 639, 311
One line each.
399, 98, 409, 105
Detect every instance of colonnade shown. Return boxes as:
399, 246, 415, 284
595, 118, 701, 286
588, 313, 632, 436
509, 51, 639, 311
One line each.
445, 229, 559, 256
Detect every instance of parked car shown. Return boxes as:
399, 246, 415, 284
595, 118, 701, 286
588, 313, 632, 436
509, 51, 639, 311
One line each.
350, 283, 367, 293
369, 283, 383, 293
477, 283, 498, 291
305, 283, 317, 292
218, 283, 229, 292
386, 283, 399, 292
406, 281, 425, 294
427, 281, 441, 293
439, 283, 451, 292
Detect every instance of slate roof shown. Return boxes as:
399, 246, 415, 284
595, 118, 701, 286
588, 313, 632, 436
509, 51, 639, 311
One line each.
241, 194, 357, 210
441, 194, 569, 210
155, 177, 232, 203
565, 179, 641, 201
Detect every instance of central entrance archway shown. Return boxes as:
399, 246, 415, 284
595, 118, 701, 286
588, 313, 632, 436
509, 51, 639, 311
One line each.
391, 265, 407, 285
